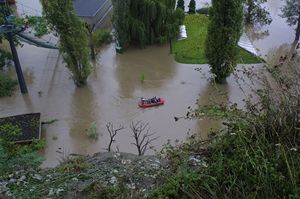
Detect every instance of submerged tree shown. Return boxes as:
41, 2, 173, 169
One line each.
244, 0, 272, 26
112, 0, 184, 50
281, 0, 300, 47
205, 0, 243, 83
188, 0, 196, 14
41, 0, 90, 86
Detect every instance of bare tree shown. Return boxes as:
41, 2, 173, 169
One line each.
106, 122, 125, 152
130, 121, 159, 156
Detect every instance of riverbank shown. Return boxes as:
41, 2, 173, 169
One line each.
172, 14, 261, 64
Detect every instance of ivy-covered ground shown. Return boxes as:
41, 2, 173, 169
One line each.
172, 14, 261, 64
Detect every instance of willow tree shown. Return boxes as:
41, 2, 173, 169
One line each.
41, 0, 90, 86
205, 0, 243, 83
112, 0, 184, 50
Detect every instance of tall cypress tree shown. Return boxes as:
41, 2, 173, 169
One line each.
205, 0, 243, 83
176, 0, 185, 11
188, 0, 196, 14
41, 0, 90, 86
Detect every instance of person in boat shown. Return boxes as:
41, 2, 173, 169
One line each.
141, 97, 146, 104
152, 97, 157, 103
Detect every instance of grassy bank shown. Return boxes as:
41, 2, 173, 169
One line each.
172, 14, 261, 64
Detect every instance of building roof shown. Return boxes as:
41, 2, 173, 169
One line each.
73, 0, 108, 17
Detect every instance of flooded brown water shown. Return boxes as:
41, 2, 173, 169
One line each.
0, 0, 294, 167
0, 42, 261, 167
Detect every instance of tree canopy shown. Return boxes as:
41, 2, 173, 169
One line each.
188, 0, 196, 14
205, 0, 243, 83
41, 0, 90, 86
112, 0, 184, 50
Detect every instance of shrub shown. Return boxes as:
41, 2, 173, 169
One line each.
80, 181, 132, 199
0, 72, 17, 97
92, 29, 112, 47
0, 123, 45, 175
86, 122, 98, 140
59, 156, 89, 173
0, 49, 12, 68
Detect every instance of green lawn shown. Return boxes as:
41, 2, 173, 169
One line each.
172, 14, 261, 64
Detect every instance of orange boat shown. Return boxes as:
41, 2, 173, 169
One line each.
138, 97, 164, 108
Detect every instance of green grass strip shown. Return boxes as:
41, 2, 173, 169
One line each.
172, 14, 261, 64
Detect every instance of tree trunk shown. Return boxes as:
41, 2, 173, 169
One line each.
294, 14, 300, 44
86, 24, 96, 60
287, 14, 300, 61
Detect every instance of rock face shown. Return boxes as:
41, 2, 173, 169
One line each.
0, 152, 169, 198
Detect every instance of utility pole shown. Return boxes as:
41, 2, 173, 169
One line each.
0, 0, 28, 94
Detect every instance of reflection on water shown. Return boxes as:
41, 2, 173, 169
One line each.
197, 82, 229, 139
247, 0, 295, 62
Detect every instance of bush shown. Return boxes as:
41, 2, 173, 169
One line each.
0, 49, 12, 68
92, 29, 112, 48
86, 122, 98, 140
0, 72, 17, 97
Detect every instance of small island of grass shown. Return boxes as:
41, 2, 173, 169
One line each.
172, 14, 261, 64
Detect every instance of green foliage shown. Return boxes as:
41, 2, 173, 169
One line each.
244, 0, 272, 26
173, 15, 260, 64
176, 0, 185, 11
41, 0, 90, 86
26, 16, 48, 37
188, 0, 196, 14
80, 181, 132, 199
112, 0, 183, 50
0, 49, 12, 68
140, 73, 145, 83
149, 171, 200, 199
205, 0, 244, 83
0, 122, 45, 175
0, 123, 21, 155
92, 29, 112, 48
0, 72, 17, 97
0, 145, 44, 175
86, 122, 98, 140
59, 156, 89, 173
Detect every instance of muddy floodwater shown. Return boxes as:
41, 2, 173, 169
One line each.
0, 42, 257, 167
0, 0, 296, 167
